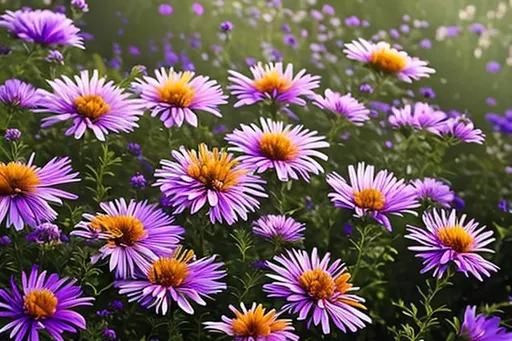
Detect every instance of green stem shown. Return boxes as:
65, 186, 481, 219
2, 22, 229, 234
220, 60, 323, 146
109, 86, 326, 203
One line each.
351, 223, 370, 282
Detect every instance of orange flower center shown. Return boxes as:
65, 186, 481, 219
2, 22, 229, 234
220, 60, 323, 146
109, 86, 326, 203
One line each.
259, 132, 299, 161
299, 269, 335, 300
437, 226, 474, 253
90, 215, 146, 247
75, 94, 111, 120
232, 304, 288, 337
335, 273, 367, 310
0, 163, 40, 196
157, 71, 195, 107
253, 70, 291, 94
148, 247, 194, 287
353, 188, 386, 210
370, 48, 407, 73
187, 144, 246, 192
24, 289, 58, 320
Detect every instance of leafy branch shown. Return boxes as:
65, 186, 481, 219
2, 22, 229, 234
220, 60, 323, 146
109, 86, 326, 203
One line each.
85, 143, 122, 204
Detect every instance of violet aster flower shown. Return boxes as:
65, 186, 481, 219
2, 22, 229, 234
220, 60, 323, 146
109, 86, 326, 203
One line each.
0, 9, 83, 48
192, 3, 204, 16
486, 61, 501, 73
130, 173, 147, 189
26, 222, 67, 244
115, 246, 226, 314
420, 87, 435, 99
343, 38, 435, 82
204, 303, 299, 340
4, 128, 21, 142
0, 79, 42, 109
327, 163, 419, 231
419, 39, 432, 49
359, 84, 374, 93
154, 144, 267, 225
406, 209, 499, 281
437, 115, 485, 144
459, 306, 512, 340
36, 70, 145, 141
158, 4, 173, 16
264, 248, 371, 334
219, 21, 233, 32
228, 62, 320, 107
225, 118, 329, 182
71, 198, 184, 279
469, 23, 486, 35
0, 265, 94, 341
0, 235, 11, 246
411, 178, 454, 208
252, 215, 305, 242
134, 67, 227, 128
0, 154, 79, 230
103, 328, 117, 340
46, 50, 64, 64
313, 89, 371, 126
71, 0, 89, 13
389, 102, 447, 132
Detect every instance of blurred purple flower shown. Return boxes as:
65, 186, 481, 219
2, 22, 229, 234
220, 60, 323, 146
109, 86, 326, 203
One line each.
46, 50, 64, 64
103, 328, 116, 340
158, 4, 173, 16
71, 0, 89, 12
469, 23, 486, 35
345, 15, 360, 27
343, 223, 353, 236
4, 128, 21, 142
384, 141, 393, 148
419, 39, 432, 49
420, 87, 435, 99
127, 142, 142, 156
26, 223, 67, 244
486, 97, 497, 106
0, 235, 11, 246
360, 84, 374, 93
323, 4, 335, 15
192, 3, 204, 16
219, 21, 233, 32
389, 29, 400, 39
311, 10, 324, 21
128, 46, 140, 56
130, 173, 147, 189
487, 61, 501, 73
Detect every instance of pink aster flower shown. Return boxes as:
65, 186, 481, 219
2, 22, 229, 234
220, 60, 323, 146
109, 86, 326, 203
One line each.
389, 102, 447, 132
313, 89, 371, 126
411, 178, 454, 208
437, 115, 485, 144
0, 79, 42, 109
252, 215, 305, 242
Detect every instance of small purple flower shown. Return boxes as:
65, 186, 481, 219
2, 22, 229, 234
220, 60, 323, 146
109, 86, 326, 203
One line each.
437, 115, 485, 144
26, 222, 67, 244
384, 141, 393, 148
419, 39, 432, 49
158, 4, 173, 16
130, 173, 147, 189
71, 0, 89, 13
103, 328, 117, 340
345, 15, 360, 27
498, 200, 509, 213
46, 50, 64, 64
0, 79, 42, 109
390, 29, 400, 39
445, 26, 461, 37
343, 223, 353, 236
4, 128, 21, 142
469, 23, 486, 35
283, 34, 297, 48
305, 196, 314, 210
411, 178, 455, 208
420, 87, 435, 99
487, 97, 497, 106
0, 45, 11, 55
281, 23, 291, 33
359, 84, 374, 93
219, 21, 233, 32
109, 300, 123, 310
453, 195, 465, 210
128, 45, 140, 56
460, 306, 512, 340
251, 260, 269, 270
54, 6, 66, 14
400, 24, 410, 33
487, 61, 501, 73
96, 309, 112, 317
192, 3, 204, 16
127, 142, 142, 156
311, 9, 324, 21
212, 124, 227, 134
322, 4, 335, 15
0, 235, 11, 246
252, 215, 305, 242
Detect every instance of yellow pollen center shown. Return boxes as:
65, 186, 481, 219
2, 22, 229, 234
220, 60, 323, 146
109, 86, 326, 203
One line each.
334, 273, 367, 310
148, 248, 194, 287
437, 226, 474, 253
90, 215, 146, 247
253, 71, 291, 94
370, 48, 407, 73
75, 94, 111, 120
24, 289, 58, 320
353, 188, 386, 210
187, 144, 246, 192
0, 163, 40, 196
259, 132, 299, 161
232, 304, 288, 337
298, 269, 335, 300
158, 72, 195, 107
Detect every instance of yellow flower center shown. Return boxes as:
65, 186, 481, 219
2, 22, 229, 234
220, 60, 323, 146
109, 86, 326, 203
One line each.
353, 188, 386, 210
370, 48, 407, 73
259, 132, 299, 161
24, 289, 58, 320
0, 163, 40, 196
253, 70, 291, 94
90, 215, 146, 247
187, 144, 246, 192
75, 94, 111, 120
158, 71, 195, 107
335, 273, 367, 310
232, 304, 288, 337
437, 226, 474, 253
148, 247, 194, 287
299, 269, 335, 300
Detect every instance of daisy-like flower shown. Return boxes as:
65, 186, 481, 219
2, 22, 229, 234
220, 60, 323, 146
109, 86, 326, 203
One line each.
0, 9, 83, 48
343, 38, 435, 82
0, 154, 79, 230
313, 89, 371, 126
264, 248, 371, 334
204, 302, 299, 341
0, 265, 94, 341
437, 115, 485, 144
228, 62, 320, 107
459, 306, 512, 341
71, 198, 184, 279
327, 163, 419, 231
405, 209, 499, 281
252, 215, 305, 242
26, 222, 67, 244
134, 67, 227, 128
154, 144, 267, 225
226, 118, 329, 182
36, 70, 145, 141
115, 246, 226, 315
0, 79, 42, 109
411, 178, 454, 208
389, 102, 447, 132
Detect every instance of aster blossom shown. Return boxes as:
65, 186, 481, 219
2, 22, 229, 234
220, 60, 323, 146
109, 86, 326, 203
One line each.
0, 265, 94, 341
313, 89, 371, 126
26, 222, 67, 244
228, 62, 320, 107
327, 163, 419, 231
411, 178, 454, 208
226, 118, 329, 182
389, 102, 447, 132
264, 248, 371, 334
405, 209, 499, 281
437, 115, 485, 144
459, 306, 512, 341
154, 144, 267, 225
71, 198, 184, 279
252, 215, 305, 242
343, 38, 435, 82
0, 79, 42, 109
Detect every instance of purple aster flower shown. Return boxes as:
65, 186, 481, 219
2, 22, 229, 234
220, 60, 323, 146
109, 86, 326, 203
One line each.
384, 141, 393, 148
389, 102, 447, 132
115, 246, 226, 315
225, 118, 329, 182
359, 84, 374, 93
212, 124, 227, 134
0, 265, 94, 340
252, 215, 305, 242
419, 39, 432, 49
445, 26, 461, 37
400, 24, 410, 33
344, 38, 435, 82
453, 195, 465, 210
71, 0, 89, 13
46, 49, 64, 64
0, 45, 11, 55
128, 45, 140, 56
4, 128, 21, 142
389, 29, 400, 39
0, 9, 83, 48
460, 306, 512, 340
283, 34, 297, 48
134, 67, 227, 128
0, 235, 11, 246
103, 328, 116, 340
204, 303, 298, 340
158, 4, 173, 16
219, 21, 233, 32
327, 163, 419, 231
264, 248, 371, 334
420, 87, 436, 99
192, 3, 204, 16
498, 200, 509, 213
323, 4, 335, 15
313, 90, 371, 126
411, 178, 454, 208
345, 15, 361, 27
228, 62, 320, 107
370, 101, 391, 113
251, 260, 268, 270
127, 142, 142, 156
155, 144, 267, 225
130, 173, 147, 189
437, 115, 485, 144
487, 61, 501, 73
109, 300, 123, 310
26, 222, 67, 244
486, 97, 497, 106
96, 309, 112, 317
36, 70, 145, 141
0, 79, 42, 109
54, 5, 66, 14
469, 23, 486, 35
406, 209, 498, 280
71, 198, 184, 279
343, 223, 353, 236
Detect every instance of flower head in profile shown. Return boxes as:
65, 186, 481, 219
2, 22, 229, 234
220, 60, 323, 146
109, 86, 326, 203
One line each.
204, 303, 299, 341
327, 163, 419, 231
115, 246, 226, 315
459, 306, 512, 341
411, 178, 454, 208
406, 209, 499, 281
252, 215, 305, 242
389, 102, 447, 132
0, 265, 94, 341
437, 115, 485, 144
0, 154, 79, 230
264, 248, 371, 334
0, 9, 83, 48
343, 38, 435, 82
313, 90, 370, 126
134, 67, 227, 128
36, 70, 145, 141
226, 118, 329, 182
155, 144, 267, 225
26, 222, 67, 244
228, 62, 320, 107
72, 199, 184, 279
0, 79, 42, 109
